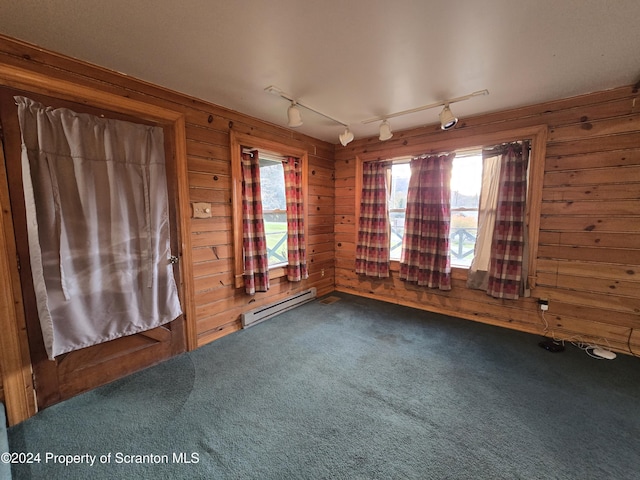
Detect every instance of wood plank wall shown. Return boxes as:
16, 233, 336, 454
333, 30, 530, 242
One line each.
0, 35, 335, 357
335, 85, 640, 355
0, 35, 638, 416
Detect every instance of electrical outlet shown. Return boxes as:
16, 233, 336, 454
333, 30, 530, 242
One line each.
321, 269, 325, 277
538, 299, 549, 311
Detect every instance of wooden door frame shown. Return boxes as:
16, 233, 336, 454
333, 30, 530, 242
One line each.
0, 64, 197, 425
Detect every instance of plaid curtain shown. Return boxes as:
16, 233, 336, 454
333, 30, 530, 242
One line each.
282, 156, 308, 281
486, 143, 529, 299
355, 161, 390, 277
399, 153, 455, 290
241, 150, 269, 294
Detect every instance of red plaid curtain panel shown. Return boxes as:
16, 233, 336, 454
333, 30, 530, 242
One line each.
355, 161, 391, 277
241, 150, 269, 294
399, 153, 455, 290
487, 143, 529, 299
282, 156, 308, 282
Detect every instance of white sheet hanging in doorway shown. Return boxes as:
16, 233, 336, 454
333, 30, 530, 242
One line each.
16, 96, 182, 359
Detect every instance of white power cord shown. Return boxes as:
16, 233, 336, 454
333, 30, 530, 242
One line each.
538, 309, 616, 360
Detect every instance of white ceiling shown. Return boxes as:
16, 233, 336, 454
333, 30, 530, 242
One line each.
1, 0, 638, 144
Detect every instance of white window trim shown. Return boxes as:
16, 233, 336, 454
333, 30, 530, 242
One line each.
258, 157, 289, 269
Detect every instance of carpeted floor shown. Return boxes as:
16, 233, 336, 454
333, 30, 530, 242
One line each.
7, 292, 640, 479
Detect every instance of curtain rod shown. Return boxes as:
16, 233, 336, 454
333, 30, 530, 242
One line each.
242, 147, 287, 163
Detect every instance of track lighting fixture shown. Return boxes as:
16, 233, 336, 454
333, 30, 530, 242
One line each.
265, 85, 353, 146
339, 127, 354, 146
266, 86, 488, 145
439, 104, 458, 130
362, 89, 489, 136
378, 120, 393, 141
287, 102, 303, 127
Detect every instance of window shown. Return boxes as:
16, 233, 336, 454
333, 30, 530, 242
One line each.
389, 162, 410, 261
356, 125, 547, 289
449, 152, 482, 267
230, 131, 308, 289
259, 156, 288, 268
388, 149, 482, 267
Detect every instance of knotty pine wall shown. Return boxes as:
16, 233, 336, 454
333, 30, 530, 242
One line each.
335, 85, 640, 355
0, 37, 638, 420
0, 35, 335, 355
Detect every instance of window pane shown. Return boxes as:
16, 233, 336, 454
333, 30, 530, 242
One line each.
389, 163, 410, 260
259, 161, 287, 267
260, 160, 286, 210
450, 154, 481, 268
450, 154, 482, 208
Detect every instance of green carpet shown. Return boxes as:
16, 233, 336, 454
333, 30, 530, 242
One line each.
7, 293, 640, 479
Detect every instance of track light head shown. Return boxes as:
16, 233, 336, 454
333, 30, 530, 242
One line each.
339, 127, 354, 146
439, 105, 458, 130
287, 103, 303, 127
379, 120, 393, 141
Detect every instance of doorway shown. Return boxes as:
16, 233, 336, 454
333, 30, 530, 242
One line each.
0, 87, 187, 409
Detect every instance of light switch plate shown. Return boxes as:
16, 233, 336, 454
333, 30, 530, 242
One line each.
192, 202, 212, 218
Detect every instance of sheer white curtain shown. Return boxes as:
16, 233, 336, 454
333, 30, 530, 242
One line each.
466, 153, 501, 290
16, 96, 182, 359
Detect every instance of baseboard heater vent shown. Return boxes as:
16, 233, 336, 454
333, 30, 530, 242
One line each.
241, 287, 317, 329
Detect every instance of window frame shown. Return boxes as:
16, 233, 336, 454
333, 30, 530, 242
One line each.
230, 130, 309, 289
355, 125, 548, 287
258, 157, 288, 268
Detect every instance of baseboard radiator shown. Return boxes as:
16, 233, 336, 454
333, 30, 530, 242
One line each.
241, 287, 317, 329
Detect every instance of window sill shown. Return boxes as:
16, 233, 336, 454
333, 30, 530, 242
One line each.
234, 265, 287, 289
269, 266, 287, 279
389, 260, 469, 281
